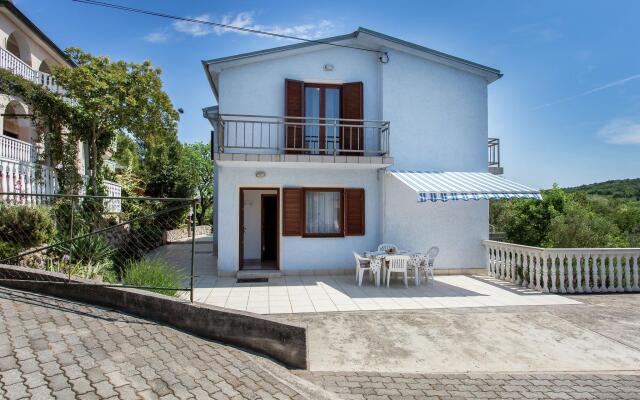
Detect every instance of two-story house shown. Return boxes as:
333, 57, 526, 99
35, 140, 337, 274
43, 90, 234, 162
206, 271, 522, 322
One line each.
0, 0, 121, 207
203, 28, 539, 277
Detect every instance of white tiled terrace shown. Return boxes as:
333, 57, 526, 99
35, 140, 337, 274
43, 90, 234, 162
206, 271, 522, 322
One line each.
192, 273, 580, 315
152, 237, 580, 314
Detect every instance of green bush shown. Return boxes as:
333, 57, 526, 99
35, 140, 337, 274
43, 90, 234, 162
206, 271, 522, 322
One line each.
0, 241, 24, 262
60, 234, 114, 265
122, 258, 185, 296
0, 206, 56, 247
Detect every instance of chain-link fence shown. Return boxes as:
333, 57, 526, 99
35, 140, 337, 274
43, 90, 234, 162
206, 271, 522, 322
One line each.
0, 192, 196, 301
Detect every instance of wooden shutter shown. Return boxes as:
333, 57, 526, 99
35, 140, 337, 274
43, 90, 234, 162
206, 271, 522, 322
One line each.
282, 188, 302, 236
344, 188, 365, 236
340, 82, 364, 155
285, 79, 304, 153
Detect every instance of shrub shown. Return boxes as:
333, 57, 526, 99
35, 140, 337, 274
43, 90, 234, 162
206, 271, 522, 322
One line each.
0, 241, 24, 262
60, 234, 114, 265
0, 206, 56, 247
122, 258, 185, 296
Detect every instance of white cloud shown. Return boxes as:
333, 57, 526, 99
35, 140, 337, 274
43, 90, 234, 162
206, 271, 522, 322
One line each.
171, 11, 334, 40
598, 118, 640, 145
144, 31, 170, 43
533, 73, 640, 110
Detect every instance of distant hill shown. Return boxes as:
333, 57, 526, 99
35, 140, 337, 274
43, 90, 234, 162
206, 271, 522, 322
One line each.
565, 178, 640, 200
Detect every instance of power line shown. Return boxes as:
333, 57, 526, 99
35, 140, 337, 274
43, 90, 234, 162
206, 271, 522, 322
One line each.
71, 0, 383, 56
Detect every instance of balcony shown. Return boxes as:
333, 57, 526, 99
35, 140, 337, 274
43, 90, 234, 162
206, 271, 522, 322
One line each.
0, 135, 37, 163
0, 47, 59, 92
488, 137, 502, 175
213, 114, 392, 166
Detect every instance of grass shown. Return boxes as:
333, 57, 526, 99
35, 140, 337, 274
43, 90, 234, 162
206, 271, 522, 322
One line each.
122, 258, 186, 296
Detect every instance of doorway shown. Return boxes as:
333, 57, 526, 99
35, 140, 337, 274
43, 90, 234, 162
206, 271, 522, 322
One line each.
239, 188, 279, 270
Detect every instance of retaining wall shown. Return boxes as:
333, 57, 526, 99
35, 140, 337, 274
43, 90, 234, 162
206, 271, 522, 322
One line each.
0, 264, 308, 369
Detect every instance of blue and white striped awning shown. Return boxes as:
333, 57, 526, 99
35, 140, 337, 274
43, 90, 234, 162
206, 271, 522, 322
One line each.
388, 170, 542, 203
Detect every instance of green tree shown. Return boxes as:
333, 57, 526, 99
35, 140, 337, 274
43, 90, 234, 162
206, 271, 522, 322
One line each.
53, 48, 180, 195
180, 143, 214, 225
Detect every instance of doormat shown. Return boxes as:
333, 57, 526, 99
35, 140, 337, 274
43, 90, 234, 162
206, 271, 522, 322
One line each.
237, 277, 269, 283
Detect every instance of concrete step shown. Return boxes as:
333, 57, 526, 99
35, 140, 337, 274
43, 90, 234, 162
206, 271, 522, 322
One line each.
236, 270, 281, 279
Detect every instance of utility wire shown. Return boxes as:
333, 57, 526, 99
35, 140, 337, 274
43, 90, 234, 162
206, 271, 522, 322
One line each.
72, 0, 383, 56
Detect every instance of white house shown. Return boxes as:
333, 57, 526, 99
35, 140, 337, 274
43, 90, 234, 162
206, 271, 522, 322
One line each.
202, 27, 539, 277
0, 0, 121, 207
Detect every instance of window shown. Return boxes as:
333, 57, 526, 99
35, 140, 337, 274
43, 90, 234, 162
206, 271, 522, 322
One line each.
282, 187, 365, 238
303, 188, 343, 237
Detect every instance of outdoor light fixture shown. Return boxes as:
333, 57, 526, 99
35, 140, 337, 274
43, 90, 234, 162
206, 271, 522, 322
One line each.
255, 171, 266, 178
323, 63, 334, 71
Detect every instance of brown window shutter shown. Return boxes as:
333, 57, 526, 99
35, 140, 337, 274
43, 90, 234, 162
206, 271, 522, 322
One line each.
344, 188, 365, 236
282, 188, 302, 236
340, 82, 364, 154
285, 79, 304, 153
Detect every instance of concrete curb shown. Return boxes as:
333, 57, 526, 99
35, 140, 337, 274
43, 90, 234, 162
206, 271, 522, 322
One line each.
0, 264, 308, 369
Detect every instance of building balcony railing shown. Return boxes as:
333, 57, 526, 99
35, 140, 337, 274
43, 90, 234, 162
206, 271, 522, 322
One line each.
214, 114, 391, 159
0, 47, 59, 92
0, 135, 38, 163
488, 137, 503, 175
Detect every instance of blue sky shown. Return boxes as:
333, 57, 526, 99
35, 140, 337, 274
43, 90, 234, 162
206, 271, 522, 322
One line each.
15, 0, 640, 188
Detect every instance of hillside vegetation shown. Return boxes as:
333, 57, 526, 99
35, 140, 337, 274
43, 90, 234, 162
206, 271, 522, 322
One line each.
490, 179, 640, 248
566, 178, 640, 200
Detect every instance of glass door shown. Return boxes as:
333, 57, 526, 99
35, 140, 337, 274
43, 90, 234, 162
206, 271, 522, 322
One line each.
304, 85, 341, 154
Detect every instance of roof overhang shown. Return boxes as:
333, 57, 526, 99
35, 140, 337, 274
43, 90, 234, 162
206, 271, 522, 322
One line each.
388, 170, 541, 203
202, 27, 502, 101
0, 0, 74, 67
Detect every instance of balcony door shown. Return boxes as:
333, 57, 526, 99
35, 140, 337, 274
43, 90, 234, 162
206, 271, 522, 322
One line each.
304, 84, 340, 155
285, 80, 363, 155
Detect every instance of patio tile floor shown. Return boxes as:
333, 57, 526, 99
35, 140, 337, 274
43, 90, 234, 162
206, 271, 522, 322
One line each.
191, 273, 581, 314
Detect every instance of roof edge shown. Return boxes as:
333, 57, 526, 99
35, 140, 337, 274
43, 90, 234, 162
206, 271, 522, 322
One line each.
0, 0, 74, 67
356, 27, 501, 78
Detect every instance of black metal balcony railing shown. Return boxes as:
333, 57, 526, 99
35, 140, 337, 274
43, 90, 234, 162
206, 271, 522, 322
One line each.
488, 137, 501, 166
214, 114, 391, 157
488, 137, 502, 174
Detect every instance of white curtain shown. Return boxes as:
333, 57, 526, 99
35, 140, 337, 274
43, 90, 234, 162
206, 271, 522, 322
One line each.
305, 191, 340, 233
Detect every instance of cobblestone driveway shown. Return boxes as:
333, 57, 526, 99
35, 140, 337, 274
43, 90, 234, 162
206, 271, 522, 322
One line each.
295, 370, 640, 399
0, 287, 332, 400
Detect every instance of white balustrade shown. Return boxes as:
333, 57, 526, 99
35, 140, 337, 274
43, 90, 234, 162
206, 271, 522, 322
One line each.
0, 158, 122, 212
0, 47, 60, 92
0, 135, 38, 163
484, 240, 640, 294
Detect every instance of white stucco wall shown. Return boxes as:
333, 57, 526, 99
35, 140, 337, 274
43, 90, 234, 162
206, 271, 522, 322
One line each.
381, 48, 488, 171
383, 174, 488, 269
0, 10, 66, 70
218, 46, 380, 119
217, 165, 382, 274
242, 189, 277, 260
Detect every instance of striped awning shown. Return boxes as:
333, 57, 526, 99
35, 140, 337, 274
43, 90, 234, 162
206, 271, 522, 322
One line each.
388, 170, 542, 203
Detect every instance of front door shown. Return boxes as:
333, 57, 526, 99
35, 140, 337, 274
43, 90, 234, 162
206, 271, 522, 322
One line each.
261, 194, 278, 262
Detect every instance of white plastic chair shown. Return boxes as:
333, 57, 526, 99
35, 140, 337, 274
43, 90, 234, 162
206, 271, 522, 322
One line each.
421, 246, 439, 283
385, 255, 410, 288
377, 243, 398, 253
354, 252, 374, 287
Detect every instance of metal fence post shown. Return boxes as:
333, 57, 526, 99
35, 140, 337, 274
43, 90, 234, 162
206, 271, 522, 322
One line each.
190, 200, 196, 303
70, 197, 75, 239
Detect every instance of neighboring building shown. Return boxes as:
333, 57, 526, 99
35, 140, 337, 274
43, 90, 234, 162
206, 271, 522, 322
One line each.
0, 0, 120, 207
202, 27, 539, 276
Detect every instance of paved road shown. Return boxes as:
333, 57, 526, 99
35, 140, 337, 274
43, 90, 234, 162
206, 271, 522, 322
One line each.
2, 285, 640, 400
295, 370, 640, 399
0, 287, 333, 400
277, 292, 640, 374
